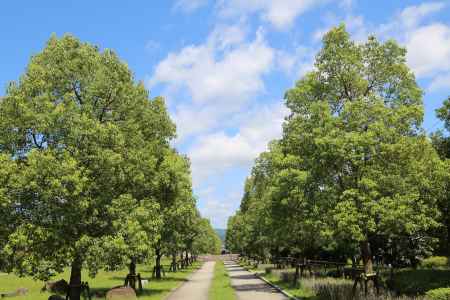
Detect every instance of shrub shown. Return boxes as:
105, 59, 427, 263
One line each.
421, 257, 449, 269
265, 267, 273, 274
425, 288, 450, 300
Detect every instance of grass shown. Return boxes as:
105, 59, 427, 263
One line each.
392, 269, 450, 295
209, 260, 236, 300
0, 259, 202, 300
238, 260, 447, 300
262, 272, 317, 299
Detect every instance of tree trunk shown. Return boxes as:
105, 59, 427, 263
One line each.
68, 257, 82, 300
293, 263, 300, 286
446, 212, 450, 257
127, 257, 137, 289
155, 249, 162, 279
129, 257, 136, 275
171, 253, 177, 272
360, 240, 374, 274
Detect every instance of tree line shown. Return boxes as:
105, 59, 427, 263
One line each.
226, 25, 450, 276
0, 35, 221, 300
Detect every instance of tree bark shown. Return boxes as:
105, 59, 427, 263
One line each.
180, 252, 184, 269
155, 248, 162, 279
446, 212, 450, 257
129, 257, 136, 275
360, 240, 374, 274
68, 257, 82, 300
185, 250, 189, 266
127, 257, 137, 289
171, 253, 177, 272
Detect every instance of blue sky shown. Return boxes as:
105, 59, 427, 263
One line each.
1, 1, 449, 228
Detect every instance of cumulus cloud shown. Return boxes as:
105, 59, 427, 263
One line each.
188, 103, 289, 185
399, 2, 445, 29
198, 191, 241, 228
150, 25, 276, 140
313, 2, 450, 89
150, 26, 273, 106
406, 23, 450, 78
217, 0, 325, 30
276, 46, 315, 77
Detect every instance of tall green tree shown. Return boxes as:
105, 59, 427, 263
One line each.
283, 25, 443, 273
227, 25, 445, 276
432, 97, 450, 256
0, 35, 175, 299
152, 150, 195, 279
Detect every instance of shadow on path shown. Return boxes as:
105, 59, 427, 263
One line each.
224, 261, 288, 300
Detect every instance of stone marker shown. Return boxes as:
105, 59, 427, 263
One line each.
106, 286, 137, 300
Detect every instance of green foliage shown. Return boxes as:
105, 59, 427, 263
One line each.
227, 24, 446, 276
193, 219, 222, 255
0, 34, 211, 300
0, 34, 177, 280
421, 257, 449, 269
426, 288, 450, 300
432, 97, 450, 257
392, 269, 450, 295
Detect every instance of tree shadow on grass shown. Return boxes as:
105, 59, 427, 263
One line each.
393, 269, 450, 295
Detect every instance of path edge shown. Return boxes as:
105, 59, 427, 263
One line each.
234, 261, 299, 300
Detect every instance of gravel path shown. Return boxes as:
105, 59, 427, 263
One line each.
224, 261, 289, 300
165, 261, 215, 300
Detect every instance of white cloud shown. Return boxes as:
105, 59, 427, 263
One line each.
217, 0, 325, 30
173, 0, 208, 13
312, 2, 450, 89
188, 103, 288, 185
150, 25, 276, 140
399, 2, 445, 29
406, 23, 450, 78
276, 46, 315, 78
199, 193, 241, 228
149, 26, 274, 106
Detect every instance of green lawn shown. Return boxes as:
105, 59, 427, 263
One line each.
0, 260, 202, 300
209, 260, 236, 300
240, 261, 450, 299
392, 268, 450, 295
262, 272, 317, 299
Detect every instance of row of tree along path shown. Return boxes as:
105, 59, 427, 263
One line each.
0, 36, 221, 300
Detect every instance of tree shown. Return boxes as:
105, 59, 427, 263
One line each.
283, 25, 443, 273
193, 218, 222, 256
432, 97, 450, 256
152, 150, 195, 279
227, 25, 445, 278
0, 35, 174, 299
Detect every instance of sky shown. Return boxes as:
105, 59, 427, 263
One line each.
1, 1, 449, 228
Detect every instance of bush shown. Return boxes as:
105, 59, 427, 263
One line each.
393, 269, 450, 295
265, 267, 273, 274
425, 288, 450, 300
421, 257, 449, 269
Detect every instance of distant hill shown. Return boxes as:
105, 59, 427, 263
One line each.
215, 228, 226, 243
